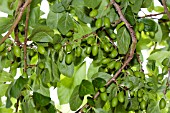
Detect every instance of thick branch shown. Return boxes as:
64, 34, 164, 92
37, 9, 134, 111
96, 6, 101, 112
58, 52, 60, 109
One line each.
162, 0, 170, 20
24, 5, 31, 72
0, 0, 32, 44
105, 0, 137, 86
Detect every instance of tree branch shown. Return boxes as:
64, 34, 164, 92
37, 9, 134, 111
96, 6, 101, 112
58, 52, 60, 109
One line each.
106, 0, 137, 86
78, 1, 137, 112
139, 12, 165, 18
0, 0, 32, 44
23, 4, 31, 72
162, 0, 170, 20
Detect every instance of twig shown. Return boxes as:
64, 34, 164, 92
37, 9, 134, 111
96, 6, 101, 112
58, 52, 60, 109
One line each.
15, 96, 21, 112
111, 19, 121, 27
162, 0, 170, 20
164, 70, 170, 94
0, 0, 32, 44
14, 25, 21, 46
139, 12, 165, 18
23, 4, 31, 72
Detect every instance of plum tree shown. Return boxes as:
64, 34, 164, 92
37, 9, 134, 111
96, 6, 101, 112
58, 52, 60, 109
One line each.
0, 0, 170, 113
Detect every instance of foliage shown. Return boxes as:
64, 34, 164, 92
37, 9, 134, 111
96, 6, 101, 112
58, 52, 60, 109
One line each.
0, 0, 170, 112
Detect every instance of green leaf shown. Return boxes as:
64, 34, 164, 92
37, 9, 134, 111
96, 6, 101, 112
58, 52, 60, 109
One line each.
148, 51, 170, 64
96, 0, 110, 18
92, 72, 112, 82
83, 0, 102, 8
29, 7, 44, 26
129, 97, 139, 110
36, 81, 50, 97
0, 17, 13, 34
0, 0, 17, 15
29, 25, 54, 43
57, 13, 74, 35
140, 18, 157, 32
61, 0, 72, 9
74, 7, 93, 23
79, 80, 95, 97
10, 76, 28, 98
136, 39, 151, 51
94, 108, 106, 113
51, 1, 65, 13
160, 23, 169, 41
52, 62, 60, 82
92, 78, 106, 88
30, 53, 38, 65
147, 100, 160, 113
46, 11, 63, 29
58, 62, 86, 104
114, 103, 126, 113
33, 92, 51, 106
57, 76, 74, 104
87, 61, 100, 80
0, 84, 9, 97
108, 8, 119, 23
117, 26, 131, 54
0, 70, 13, 82
131, 0, 143, 13
0, 107, 13, 113
21, 98, 38, 113
142, 0, 153, 8
153, 24, 162, 42
73, 23, 92, 40
125, 6, 135, 25
58, 56, 74, 78
69, 85, 83, 111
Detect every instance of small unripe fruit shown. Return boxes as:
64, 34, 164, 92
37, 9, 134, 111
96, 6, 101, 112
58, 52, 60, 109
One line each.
65, 44, 72, 53
159, 98, 166, 109
89, 9, 98, 17
65, 53, 73, 65
138, 22, 145, 32
95, 18, 102, 29
118, 91, 125, 103
92, 45, 98, 56
38, 45, 45, 55
112, 97, 118, 107
100, 92, 107, 101
104, 17, 111, 28
14, 45, 21, 57
54, 43, 62, 51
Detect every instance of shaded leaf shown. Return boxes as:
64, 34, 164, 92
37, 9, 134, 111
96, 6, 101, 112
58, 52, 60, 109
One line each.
79, 80, 95, 97
33, 92, 51, 106
83, 0, 102, 8
131, 0, 143, 13
125, 6, 135, 25
140, 18, 157, 32
10, 77, 28, 98
51, 1, 65, 13
69, 85, 83, 111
